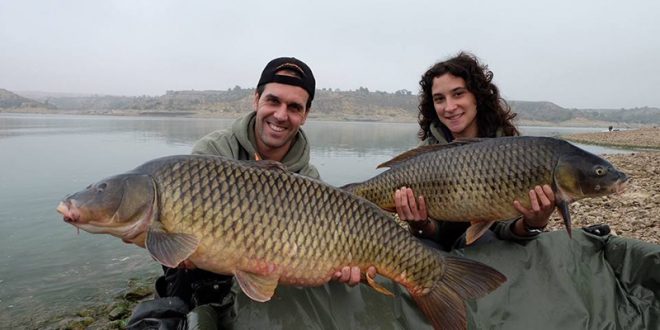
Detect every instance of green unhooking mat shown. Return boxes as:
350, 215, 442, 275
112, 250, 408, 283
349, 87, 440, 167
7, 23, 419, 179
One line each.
229, 229, 660, 330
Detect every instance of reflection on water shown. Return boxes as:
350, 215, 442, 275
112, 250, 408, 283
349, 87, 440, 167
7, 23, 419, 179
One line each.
0, 113, 635, 326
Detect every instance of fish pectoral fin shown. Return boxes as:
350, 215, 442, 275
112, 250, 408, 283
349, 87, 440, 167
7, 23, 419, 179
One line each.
235, 270, 279, 302
365, 271, 394, 296
145, 226, 200, 268
465, 221, 496, 245
557, 200, 572, 238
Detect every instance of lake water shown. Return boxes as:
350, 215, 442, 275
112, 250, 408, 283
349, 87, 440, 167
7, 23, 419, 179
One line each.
0, 113, 633, 327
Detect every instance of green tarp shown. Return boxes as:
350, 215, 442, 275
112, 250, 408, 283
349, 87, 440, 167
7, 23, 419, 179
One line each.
230, 229, 660, 329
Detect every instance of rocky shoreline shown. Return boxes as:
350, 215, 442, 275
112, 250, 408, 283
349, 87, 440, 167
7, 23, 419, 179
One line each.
44, 129, 660, 329
545, 152, 660, 244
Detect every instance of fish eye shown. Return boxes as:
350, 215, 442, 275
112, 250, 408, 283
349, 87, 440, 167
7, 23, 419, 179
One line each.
97, 182, 108, 192
594, 166, 607, 176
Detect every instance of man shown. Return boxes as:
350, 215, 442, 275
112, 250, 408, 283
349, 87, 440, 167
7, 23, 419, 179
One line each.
191, 56, 319, 176
129, 57, 363, 329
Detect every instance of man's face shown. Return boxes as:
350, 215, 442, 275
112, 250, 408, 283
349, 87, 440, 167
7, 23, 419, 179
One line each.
254, 82, 310, 153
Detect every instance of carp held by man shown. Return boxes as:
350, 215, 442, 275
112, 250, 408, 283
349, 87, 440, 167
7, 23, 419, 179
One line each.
342, 136, 629, 244
56, 155, 506, 330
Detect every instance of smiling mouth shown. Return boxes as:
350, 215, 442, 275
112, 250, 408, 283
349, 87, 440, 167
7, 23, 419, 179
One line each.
445, 113, 463, 121
267, 122, 287, 133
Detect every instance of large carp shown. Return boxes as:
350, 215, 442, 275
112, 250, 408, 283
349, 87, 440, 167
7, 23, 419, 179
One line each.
342, 136, 628, 244
56, 155, 505, 330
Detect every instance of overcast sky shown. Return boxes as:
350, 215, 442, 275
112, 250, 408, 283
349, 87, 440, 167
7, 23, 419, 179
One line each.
1, 0, 659, 109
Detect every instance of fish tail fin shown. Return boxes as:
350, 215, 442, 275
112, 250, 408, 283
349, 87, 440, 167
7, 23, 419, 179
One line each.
411, 255, 506, 330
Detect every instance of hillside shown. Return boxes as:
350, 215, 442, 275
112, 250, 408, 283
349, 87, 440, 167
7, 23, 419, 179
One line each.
7, 88, 660, 125
0, 88, 55, 109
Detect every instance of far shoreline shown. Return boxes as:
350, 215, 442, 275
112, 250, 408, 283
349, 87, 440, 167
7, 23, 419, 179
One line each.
561, 127, 660, 150
0, 108, 651, 130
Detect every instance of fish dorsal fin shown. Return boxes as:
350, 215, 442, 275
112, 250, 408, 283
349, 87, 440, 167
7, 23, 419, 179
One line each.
465, 220, 496, 245
146, 223, 200, 268
235, 269, 280, 302
377, 138, 484, 168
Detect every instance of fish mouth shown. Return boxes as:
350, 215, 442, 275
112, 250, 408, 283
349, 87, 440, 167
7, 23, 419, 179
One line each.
614, 172, 630, 194
57, 201, 81, 225
614, 179, 629, 194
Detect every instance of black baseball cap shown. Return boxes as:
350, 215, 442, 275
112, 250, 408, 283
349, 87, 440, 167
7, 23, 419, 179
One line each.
257, 57, 315, 102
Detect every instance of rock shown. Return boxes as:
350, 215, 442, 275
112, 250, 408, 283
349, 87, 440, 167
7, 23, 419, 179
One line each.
107, 302, 130, 321
56, 316, 95, 330
123, 286, 153, 302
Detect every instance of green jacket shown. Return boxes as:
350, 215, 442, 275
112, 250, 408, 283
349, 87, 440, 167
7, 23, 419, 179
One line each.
192, 111, 320, 178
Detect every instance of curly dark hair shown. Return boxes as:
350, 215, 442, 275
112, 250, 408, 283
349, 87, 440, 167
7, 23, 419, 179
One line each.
417, 52, 519, 141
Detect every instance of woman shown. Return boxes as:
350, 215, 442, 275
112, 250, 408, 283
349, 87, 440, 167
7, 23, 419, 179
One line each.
397, 52, 556, 250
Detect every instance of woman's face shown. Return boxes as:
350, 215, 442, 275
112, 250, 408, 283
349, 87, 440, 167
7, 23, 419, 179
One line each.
431, 73, 479, 138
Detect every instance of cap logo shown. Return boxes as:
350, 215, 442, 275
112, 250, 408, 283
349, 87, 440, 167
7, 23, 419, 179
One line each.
275, 63, 305, 76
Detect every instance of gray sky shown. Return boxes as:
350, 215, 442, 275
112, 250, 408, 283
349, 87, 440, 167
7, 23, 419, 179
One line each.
1, 0, 659, 109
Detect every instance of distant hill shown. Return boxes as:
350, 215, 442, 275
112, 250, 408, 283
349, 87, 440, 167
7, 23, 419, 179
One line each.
0, 88, 56, 109
508, 101, 576, 122
8, 88, 660, 124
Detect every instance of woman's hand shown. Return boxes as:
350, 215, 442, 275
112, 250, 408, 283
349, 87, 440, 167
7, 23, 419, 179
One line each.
395, 187, 428, 223
513, 185, 556, 235
395, 187, 436, 237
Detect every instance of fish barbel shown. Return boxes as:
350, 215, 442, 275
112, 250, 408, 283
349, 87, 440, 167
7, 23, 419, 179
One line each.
56, 155, 506, 330
342, 136, 629, 244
